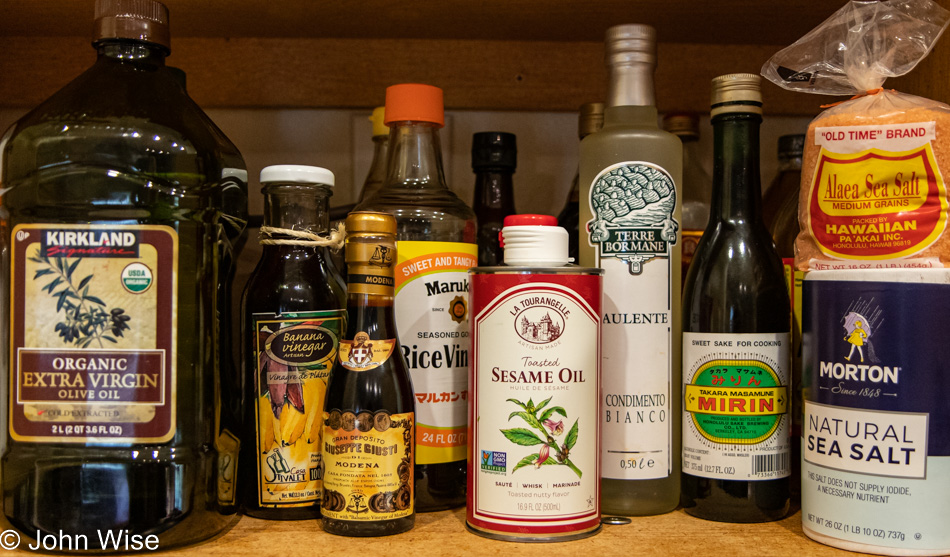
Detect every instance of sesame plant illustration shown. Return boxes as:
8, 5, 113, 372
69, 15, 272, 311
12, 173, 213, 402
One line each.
502, 396, 581, 478
30, 251, 131, 348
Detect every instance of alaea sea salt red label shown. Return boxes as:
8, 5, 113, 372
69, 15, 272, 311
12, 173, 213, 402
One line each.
468, 272, 601, 540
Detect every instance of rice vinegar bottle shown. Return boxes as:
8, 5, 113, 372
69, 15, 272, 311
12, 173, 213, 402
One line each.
356, 84, 476, 511
579, 24, 683, 516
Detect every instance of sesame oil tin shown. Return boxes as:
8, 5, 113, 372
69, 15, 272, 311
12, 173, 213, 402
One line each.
466, 215, 603, 541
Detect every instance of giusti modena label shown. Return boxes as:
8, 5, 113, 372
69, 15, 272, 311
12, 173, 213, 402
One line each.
809, 123, 948, 264
251, 312, 343, 507
586, 161, 678, 481
9, 224, 177, 443
394, 241, 477, 465
321, 410, 414, 521
801, 271, 950, 552
469, 276, 601, 536
683, 332, 791, 480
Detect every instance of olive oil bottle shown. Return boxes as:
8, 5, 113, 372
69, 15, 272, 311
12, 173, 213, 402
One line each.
356, 84, 476, 511
681, 74, 791, 523
240, 166, 346, 519
579, 24, 683, 516
321, 212, 415, 537
0, 0, 247, 548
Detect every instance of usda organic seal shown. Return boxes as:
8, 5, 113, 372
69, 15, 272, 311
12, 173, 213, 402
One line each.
121, 262, 153, 293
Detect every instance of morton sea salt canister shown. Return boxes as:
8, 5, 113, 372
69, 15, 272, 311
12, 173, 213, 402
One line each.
802, 268, 950, 555
467, 215, 603, 541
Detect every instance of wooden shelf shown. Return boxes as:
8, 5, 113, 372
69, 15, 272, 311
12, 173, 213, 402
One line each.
117, 508, 858, 556
4, 1, 949, 115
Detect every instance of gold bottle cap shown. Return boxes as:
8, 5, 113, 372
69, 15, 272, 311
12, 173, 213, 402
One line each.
578, 102, 605, 139
94, 0, 170, 50
345, 211, 397, 296
710, 73, 762, 117
604, 24, 656, 67
663, 112, 700, 138
369, 106, 389, 137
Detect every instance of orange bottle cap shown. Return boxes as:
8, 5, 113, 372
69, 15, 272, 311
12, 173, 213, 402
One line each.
384, 83, 444, 127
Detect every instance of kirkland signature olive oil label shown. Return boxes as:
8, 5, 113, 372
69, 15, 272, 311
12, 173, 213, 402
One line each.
321, 410, 414, 521
683, 332, 791, 480
252, 312, 343, 507
9, 224, 177, 443
587, 162, 679, 481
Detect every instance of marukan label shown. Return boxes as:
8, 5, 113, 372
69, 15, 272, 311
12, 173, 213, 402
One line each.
809, 123, 948, 262
9, 224, 177, 443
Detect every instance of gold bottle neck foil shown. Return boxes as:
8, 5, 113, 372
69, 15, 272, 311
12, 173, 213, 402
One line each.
345, 211, 397, 296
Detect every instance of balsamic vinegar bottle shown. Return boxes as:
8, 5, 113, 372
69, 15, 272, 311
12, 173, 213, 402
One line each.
321, 211, 415, 536
472, 131, 517, 266
240, 166, 346, 519
681, 74, 791, 523
580, 24, 682, 516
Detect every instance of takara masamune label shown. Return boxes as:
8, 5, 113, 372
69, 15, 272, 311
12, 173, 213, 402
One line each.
683, 332, 791, 481
9, 224, 177, 443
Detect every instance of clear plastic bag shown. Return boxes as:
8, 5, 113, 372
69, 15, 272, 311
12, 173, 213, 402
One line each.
762, 0, 950, 95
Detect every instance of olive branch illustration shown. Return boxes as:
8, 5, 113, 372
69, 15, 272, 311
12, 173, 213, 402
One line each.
502, 396, 581, 478
29, 251, 131, 348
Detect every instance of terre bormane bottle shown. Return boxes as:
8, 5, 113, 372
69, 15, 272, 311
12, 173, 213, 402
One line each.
321, 211, 415, 537
558, 103, 605, 263
681, 74, 791, 523
579, 24, 682, 516
0, 0, 248, 548
472, 131, 517, 266
356, 83, 476, 511
240, 166, 346, 519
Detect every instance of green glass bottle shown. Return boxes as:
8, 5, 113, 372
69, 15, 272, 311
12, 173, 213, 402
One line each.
580, 24, 683, 516
681, 74, 791, 523
0, 0, 247, 548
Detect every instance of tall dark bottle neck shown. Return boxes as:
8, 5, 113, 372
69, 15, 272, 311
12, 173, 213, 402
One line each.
96, 40, 168, 66
385, 122, 447, 190
710, 113, 763, 224
473, 169, 515, 212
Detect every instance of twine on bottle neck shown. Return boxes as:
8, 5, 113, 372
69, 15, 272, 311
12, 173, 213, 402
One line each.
259, 222, 345, 250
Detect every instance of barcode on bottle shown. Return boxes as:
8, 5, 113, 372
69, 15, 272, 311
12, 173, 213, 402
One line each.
752, 453, 788, 475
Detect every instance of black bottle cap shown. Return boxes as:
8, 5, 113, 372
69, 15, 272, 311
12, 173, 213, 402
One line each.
778, 134, 805, 158
472, 132, 517, 171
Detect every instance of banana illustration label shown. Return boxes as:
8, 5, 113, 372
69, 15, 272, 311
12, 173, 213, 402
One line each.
252, 312, 343, 507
